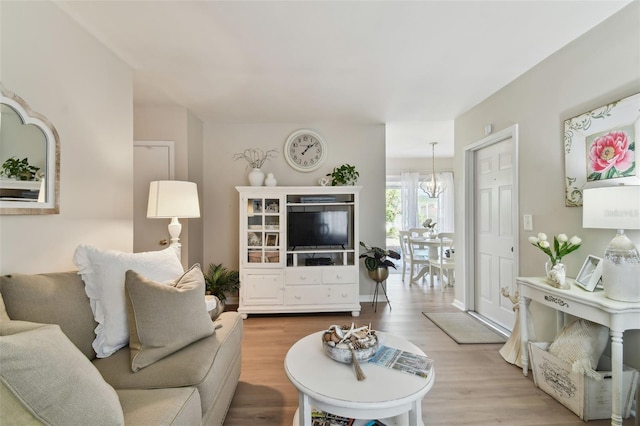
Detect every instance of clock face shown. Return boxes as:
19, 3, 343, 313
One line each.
284, 129, 327, 172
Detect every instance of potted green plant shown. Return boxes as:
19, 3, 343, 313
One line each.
359, 241, 401, 282
0, 157, 40, 181
203, 263, 241, 315
326, 164, 359, 186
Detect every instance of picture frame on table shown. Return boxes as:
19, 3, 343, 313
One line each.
265, 232, 279, 247
575, 255, 603, 292
563, 92, 640, 207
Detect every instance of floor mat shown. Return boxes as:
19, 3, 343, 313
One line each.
422, 312, 506, 344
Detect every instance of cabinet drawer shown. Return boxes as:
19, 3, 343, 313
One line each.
285, 284, 358, 305
285, 268, 321, 286
241, 272, 283, 306
321, 267, 356, 284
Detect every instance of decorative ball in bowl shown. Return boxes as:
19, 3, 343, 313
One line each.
322, 323, 379, 364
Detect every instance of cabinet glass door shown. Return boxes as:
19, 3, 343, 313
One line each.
246, 197, 281, 265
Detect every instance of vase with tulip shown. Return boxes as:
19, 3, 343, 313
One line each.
528, 232, 582, 289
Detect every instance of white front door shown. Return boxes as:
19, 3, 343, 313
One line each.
474, 136, 516, 330
133, 141, 175, 253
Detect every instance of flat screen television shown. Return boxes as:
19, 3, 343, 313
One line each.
288, 211, 349, 249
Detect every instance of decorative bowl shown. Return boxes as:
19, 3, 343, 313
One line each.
322, 336, 379, 364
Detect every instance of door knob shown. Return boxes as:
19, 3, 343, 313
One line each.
159, 239, 168, 246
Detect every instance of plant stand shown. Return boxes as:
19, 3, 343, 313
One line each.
369, 267, 391, 312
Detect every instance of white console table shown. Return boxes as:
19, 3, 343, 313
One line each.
517, 277, 640, 426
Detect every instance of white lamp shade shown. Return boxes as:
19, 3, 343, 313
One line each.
147, 181, 200, 219
582, 186, 640, 230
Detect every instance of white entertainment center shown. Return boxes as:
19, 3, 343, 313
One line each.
236, 186, 361, 318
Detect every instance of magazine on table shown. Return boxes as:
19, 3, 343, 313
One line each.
368, 345, 433, 379
311, 408, 354, 426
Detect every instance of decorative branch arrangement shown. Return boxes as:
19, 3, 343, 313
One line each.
233, 148, 278, 169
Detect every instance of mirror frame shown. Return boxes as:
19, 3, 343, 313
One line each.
0, 85, 60, 215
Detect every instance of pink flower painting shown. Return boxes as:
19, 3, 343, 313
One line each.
587, 130, 635, 181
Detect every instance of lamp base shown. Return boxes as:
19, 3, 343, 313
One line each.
168, 217, 182, 261
602, 230, 640, 302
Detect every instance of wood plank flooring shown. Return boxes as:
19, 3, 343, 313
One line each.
223, 273, 636, 425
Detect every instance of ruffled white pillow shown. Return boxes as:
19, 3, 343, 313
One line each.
73, 245, 184, 358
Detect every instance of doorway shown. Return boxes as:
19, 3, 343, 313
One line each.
464, 125, 519, 330
133, 141, 175, 253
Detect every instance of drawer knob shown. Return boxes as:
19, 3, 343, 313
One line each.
336, 275, 342, 279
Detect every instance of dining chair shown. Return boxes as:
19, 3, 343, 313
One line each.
398, 231, 411, 282
429, 232, 455, 291
408, 227, 429, 238
407, 235, 431, 285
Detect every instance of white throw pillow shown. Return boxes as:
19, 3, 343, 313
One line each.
73, 245, 184, 357
548, 318, 609, 380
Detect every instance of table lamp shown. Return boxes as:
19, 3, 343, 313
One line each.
147, 180, 200, 259
582, 185, 640, 302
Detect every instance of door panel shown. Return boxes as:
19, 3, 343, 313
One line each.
474, 137, 515, 329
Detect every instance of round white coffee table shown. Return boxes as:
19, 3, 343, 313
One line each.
284, 331, 434, 426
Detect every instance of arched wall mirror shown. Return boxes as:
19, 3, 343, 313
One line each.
0, 85, 59, 214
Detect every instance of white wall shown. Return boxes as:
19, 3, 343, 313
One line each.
202, 123, 386, 297
187, 110, 204, 267
0, 1, 133, 273
454, 3, 640, 369
133, 105, 204, 267
386, 157, 454, 175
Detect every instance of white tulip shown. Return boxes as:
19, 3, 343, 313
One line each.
570, 236, 582, 245
558, 234, 568, 242
528, 236, 539, 244
538, 233, 547, 241
539, 240, 550, 248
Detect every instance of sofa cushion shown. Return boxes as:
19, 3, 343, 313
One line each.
125, 264, 215, 372
0, 321, 124, 425
0, 271, 97, 359
117, 388, 202, 426
73, 245, 184, 358
0, 292, 9, 321
94, 311, 243, 417
1, 382, 43, 425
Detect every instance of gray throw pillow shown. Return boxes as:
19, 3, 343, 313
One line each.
0, 321, 124, 425
125, 264, 215, 372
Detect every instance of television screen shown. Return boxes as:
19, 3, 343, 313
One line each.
288, 211, 349, 248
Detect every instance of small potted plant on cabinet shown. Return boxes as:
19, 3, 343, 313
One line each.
326, 164, 359, 186
0, 157, 40, 181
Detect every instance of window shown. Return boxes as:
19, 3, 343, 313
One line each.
386, 172, 454, 249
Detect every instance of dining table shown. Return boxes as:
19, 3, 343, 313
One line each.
408, 237, 451, 282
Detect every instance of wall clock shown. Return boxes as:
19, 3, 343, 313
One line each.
284, 129, 327, 172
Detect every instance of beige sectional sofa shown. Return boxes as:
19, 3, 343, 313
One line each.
0, 271, 243, 425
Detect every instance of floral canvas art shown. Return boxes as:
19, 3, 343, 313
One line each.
563, 92, 640, 207
586, 126, 635, 181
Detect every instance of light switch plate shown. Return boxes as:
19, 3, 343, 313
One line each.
523, 214, 533, 231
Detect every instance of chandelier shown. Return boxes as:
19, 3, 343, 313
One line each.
420, 142, 446, 198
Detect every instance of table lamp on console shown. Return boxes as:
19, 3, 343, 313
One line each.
582, 185, 640, 302
147, 180, 200, 260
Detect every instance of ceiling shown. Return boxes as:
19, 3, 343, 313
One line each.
54, 0, 631, 159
